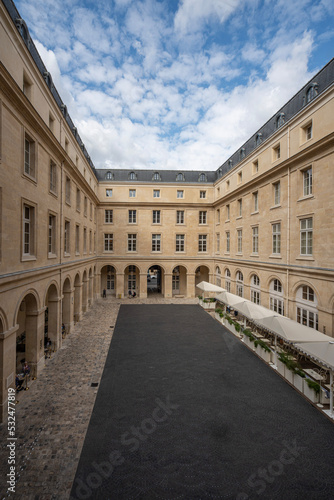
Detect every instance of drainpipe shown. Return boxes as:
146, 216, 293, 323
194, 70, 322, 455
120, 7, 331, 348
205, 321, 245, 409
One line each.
286, 165, 290, 317
60, 161, 64, 338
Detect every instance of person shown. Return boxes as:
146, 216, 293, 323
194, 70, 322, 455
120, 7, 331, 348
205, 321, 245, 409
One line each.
128, 290, 132, 298
103, 288, 106, 298
132, 290, 136, 298
16, 375, 24, 392
23, 361, 30, 390
62, 323, 66, 338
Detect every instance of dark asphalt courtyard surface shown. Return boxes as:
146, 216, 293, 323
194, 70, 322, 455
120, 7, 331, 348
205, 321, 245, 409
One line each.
70, 304, 334, 500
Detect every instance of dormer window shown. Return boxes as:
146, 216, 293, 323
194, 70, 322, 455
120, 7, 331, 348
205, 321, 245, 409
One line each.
176, 173, 185, 182
15, 18, 31, 48
129, 172, 137, 181
228, 159, 233, 168
199, 173, 207, 182
240, 148, 246, 160
276, 113, 285, 128
152, 172, 161, 181
306, 83, 318, 103
105, 171, 114, 180
255, 133, 262, 146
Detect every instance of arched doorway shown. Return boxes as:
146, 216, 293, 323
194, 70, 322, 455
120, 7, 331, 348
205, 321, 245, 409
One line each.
147, 265, 164, 296
195, 265, 210, 295
101, 265, 116, 296
16, 293, 41, 376
172, 266, 187, 296
124, 265, 139, 298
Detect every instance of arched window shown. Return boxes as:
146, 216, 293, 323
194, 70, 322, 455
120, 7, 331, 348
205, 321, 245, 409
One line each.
176, 173, 185, 182
236, 271, 243, 297
199, 173, 207, 182
129, 172, 137, 180
240, 148, 246, 160
152, 172, 161, 181
215, 266, 221, 287
255, 133, 262, 146
296, 285, 318, 329
306, 84, 318, 103
225, 268, 231, 292
269, 279, 284, 315
15, 18, 31, 47
228, 159, 233, 168
276, 113, 285, 128
250, 274, 260, 304
105, 171, 113, 180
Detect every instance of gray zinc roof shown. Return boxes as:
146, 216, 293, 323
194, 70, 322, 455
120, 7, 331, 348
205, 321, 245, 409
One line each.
95, 169, 217, 183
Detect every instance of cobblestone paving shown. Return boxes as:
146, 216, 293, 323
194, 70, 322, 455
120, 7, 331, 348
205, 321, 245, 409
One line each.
0, 296, 197, 500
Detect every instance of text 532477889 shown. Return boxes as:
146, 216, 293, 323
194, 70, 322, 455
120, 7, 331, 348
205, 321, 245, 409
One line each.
7, 387, 16, 493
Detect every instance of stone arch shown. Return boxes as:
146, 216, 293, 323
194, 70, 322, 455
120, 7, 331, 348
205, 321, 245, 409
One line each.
45, 283, 60, 351
82, 269, 88, 312
74, 273, 82, 323
124, 264, 140, 297
172, 265, 187, 296
147, 264, 166, 296
0, 308, 8, 333
101, 265, 117, 296
62, 277, 72, 335
88, 267, 94, 305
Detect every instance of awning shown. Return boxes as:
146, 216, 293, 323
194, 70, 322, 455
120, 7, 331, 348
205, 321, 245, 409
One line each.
196, 281, 225, 293
235, 300, 277, 321
216, 291, 246, 308
255, 315, 331, 344
294, 341, 334, 371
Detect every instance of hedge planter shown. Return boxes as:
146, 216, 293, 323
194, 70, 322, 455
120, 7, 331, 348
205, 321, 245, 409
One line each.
255, 343, 272, 363
277, 359, 286, 377
303, 379, 320, 403
293, 373, 305, 393
284, 368, 294, 384
202, 299, 216, 310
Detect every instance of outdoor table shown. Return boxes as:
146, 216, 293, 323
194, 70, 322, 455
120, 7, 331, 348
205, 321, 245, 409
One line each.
304, 368, 326, 381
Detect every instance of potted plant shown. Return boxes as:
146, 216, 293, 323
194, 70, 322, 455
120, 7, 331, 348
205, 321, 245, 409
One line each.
293, 368, 305, 392
215, 307, 222, 321
303, 378, 320, 403
242, 329, 255, 349
254, 339, 272, 363
198, 295, 203, 306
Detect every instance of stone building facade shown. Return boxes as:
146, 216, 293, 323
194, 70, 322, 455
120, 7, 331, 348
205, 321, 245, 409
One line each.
0, 0, 333, 421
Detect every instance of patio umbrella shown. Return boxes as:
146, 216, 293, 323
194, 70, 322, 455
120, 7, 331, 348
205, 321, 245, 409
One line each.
236, 300, 277, 321
215, 290, 246, 308
196, 281, 226, 293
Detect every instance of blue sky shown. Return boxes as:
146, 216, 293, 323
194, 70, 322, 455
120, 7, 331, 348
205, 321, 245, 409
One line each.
15, 0, 334, 170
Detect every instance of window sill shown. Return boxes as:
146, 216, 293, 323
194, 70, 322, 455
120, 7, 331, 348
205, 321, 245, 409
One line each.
236, 216, 242, 220
296, 256, 314, 261
269, 254, 282, 259
224, 252, 230, 255
75, 252, 80, 256
251, 211, 259, 216
250, 253, 259, 257
270, 204, 281, 210
48, 253, 57, 259
297, 195, 314, 203
225, 219, 230, 223
103, 251, 114, 254
22, 255, 37, 262
64, 252, 71, 258
236, 252, 243, 256
49, 190, 58, 199
22, 172, 37, 185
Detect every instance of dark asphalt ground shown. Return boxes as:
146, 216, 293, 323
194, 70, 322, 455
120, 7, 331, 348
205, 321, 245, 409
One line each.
70, 304, 334, 500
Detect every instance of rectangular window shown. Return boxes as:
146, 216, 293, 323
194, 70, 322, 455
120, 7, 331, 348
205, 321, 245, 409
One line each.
177, 190, 184, 199
104, 233, 113, 251
226, 204, 230, 220
252, 226, 259, 254
216, 233, 220, 252
153, 189, 160, 198
237, 229, 242, 253
176, 234, 185, 252
274, 182, 280, 205
300, 218, 313, 255
90, 202, 93, 220
153, 210, 161, 224
23, 204, 35, 256
128, 210, 137, 224
129, 189, 136, 198
65, 176, 71, 204
199, 211, 207, 224
270, 297, 284, 316
217, 209, 220, 224
128, 234, 137, 252
48, 214, 56, 255
252, 160, 259, 174
50, 161, 57, 193
302, 121, 313, 142
152, 234, 161, 252
200, 190, 206, 199
106, 189, 113, 197
198, 234, 207, 252
251, 290, 260, 305
64, 220, 70, 254
84, 197, 87, 216
83, 227, 87, 253
272, 223, 281, 254
273, 144, 281, 161
253, 192, 258, 212
303, 167, 312, 196
24, 135, 36, 177
176, 210, 184, 224
238, 199, 242, 217
226, 180, 230, 190
75, 225, 80, 254
89, 230, 92, 253
226, 231, 230, 252
105, 210, 113, 223
76, 188, 81, 211
238, 172, 242, 184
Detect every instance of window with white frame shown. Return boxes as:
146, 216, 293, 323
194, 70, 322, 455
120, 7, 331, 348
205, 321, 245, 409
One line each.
48, 214, 56, 255
128, 234, 137, 252
276, 113, 285, 128
199, 173, 206, 182
75, 225, 80, 254
84, 196, 87, 216
24, 134, 36, 178
238, 172, 242, 184
250, 274, 260, 304
153, 189, 160, 198
303, 167, 312, 196
106, 171, 113, 180
129, 172, 137, 180
252, 160, 259, 174
199, 211, 207, 224
200, 190, 206, 199
216, 233, 220, 252
65, 176, 71, 204
237, 229, 242, 253
176, 210, 184, 224
129, 189, 136, 198
64, 220, 70, 254
152, 234, 161, 252
273, 144, 280, 161
23, 204, 35, 257
177, 190, 184, 199
238, 199, 242, 217
269, 279, 284, 315
76, 188, 81, 211
105, 209, 113, 223
272, 223, 281, 254
252, 226, 259, 254
128, 266, 136, 291
153, 210, 161, 224
104, 233, 113, 251
106, 189, 113, 197
152, 172, 161, 181
236, 271, 243, 297
90, 202, 93, 220
300, 218, 313, 255
296, 285, 318, 329
253, 191, 258, 212
217, 209, 220, 223
215, 266, 221, 287
50, 161, 57, 193
225, 268, 231, 292
89, 230, 92, 253
128, 210, 137, 224
273, 182, 280, 205
226, 204, 230, 220
226, 231, 230, 252
198, 234, 207, 252
176, 234, 185, 252
176, 173, 185, 181
107, 266, 115, 290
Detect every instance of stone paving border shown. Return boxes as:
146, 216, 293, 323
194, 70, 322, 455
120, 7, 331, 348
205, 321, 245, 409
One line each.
0, 296, 196, 500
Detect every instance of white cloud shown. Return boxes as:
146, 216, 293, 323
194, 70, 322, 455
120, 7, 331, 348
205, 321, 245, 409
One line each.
174, 0, 242, 33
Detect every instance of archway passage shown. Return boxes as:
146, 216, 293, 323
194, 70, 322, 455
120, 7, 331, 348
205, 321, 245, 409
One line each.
172, 266, 187, 296
195, 265, 210, 296
16, 293, 39, 376
101, 265, 116, 296
125, 265, 140, 298
147, 265, 164, 297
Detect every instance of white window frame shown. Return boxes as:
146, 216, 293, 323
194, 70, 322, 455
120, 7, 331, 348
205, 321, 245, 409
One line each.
272, 223, 281, 255
104, 233, 113, 252
300, 218, 313, 255
105, 210, 113, 224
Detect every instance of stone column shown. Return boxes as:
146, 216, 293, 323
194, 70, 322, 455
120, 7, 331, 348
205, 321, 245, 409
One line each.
0, 325, 18, 424
25, 306, 46, 377
95, 271, 101, 300
164, 273, 173, 298
47, 296, 62, 352
139, 273, 147, 298
82, 278, 89, 313
116, 273, 125, 299
62, 287, 74, 334
187, 273, 196, 298
74, 282, 83, 323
